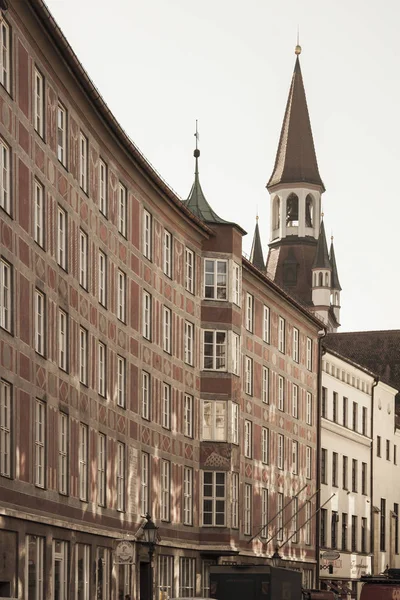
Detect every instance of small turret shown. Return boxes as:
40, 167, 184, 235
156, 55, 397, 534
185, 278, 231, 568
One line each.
330, 237, 341, 325
249, 216, 265, 271
311, 219, 331, 324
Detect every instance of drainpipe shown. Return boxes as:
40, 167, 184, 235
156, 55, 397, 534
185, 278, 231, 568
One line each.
316, 328, 326, 589
370, 376, 379, 574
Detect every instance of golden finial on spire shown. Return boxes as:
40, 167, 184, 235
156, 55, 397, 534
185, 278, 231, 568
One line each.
321, 212, 324, 218
295, 25, 301, 55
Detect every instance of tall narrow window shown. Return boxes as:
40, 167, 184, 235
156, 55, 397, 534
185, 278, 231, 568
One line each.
244, 420, 252, 458
362, 407, 367, 435
163, 230, 172, 278
141, 452, 149, 515
377, 435, 381, 457
305, 501, 311, 545
76, 543, 90, 600
0, 259, 11, 332
35, 290, 45, 356
183, 466, 193, 525
343, 455, 348, 490
143, 209, 152, 260
333, 392, 338, 423
98, 342, 106, 397
35, 400, 45, 488
27, 535, 45, 600
261, 488, 268, 539
362, 462, 367, 495
262, 366, 269, 403
342, 512, 348, 550
351, 515, 358, 551
331, 511, 338, 549
202, 471, 226, 526
142, 372, 150, 420
277, 492, 284, 540
204, 259, 227, 300
0, 380, 11, 477
361, 517, 367, 553
163, 306, 171, 354
292, 440, 298, 474
161, 459, 170, 521
142, 291, 151, 340
185, 321, 194, 366
292, 327, 299, 362
79, 328, 88, 385
203, 330, 226, 371
0, 21, 10, 93
306, 392, 312, 425
185, 248, 194, 294
57, 103, 67, 166
321, 448, 327, 484
116, 442, 125, 511
117, 356, 125, 408
80, 132, 88, 193
306, 337, 312, 370
321, 386, 327, 418
202, 400, 226, 441
321, 509, 327, 547
232, 332, 240, 376
306, 446, 312, 479
233, 262, 241, 306
244, 483, 252, 535
162, 383, 171, 430
0, 138, 10, 215
97, 433, 106, 507
278, 376, 285, 411
278, 317, 285, 353
292, 384, 298, 418
34, 179, 44, 248
277, 434, 284, 470
292, 497, 299, 543
179, 558, 195, 597
394, 503, 399, 555
352, 402, 358, 432
117, 270, 126, 322
263, 305, 270, 343
59, 412, 68, 495
246, 293, 254, 332
232, 472, 239, 529
343, 396, 348, 427
352, 459, 358, 492
380, 498, 386, 551
99, 158, 107, 216
98, 251, 107, 307
79, 229, 88, 290
232, 402, 239, 444
57, 206, 67, 270
58, 309, 68, 371
332, 452, 338, 486
79, 423, 88, 501
245, 356, 253, 395
262, 427, 269, 464
184, 394, 193, 438
118, 183, 127, 237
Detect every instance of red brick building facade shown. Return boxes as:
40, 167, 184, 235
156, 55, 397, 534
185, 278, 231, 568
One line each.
0, 1, 322, 598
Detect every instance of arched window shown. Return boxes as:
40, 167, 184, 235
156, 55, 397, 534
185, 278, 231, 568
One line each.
305, 194, 314, 227
335, 292, 339, 305
286, 193, 299, 226
273, 196, 280, 230
325, 273, 329, 286
318, 272, 323, 287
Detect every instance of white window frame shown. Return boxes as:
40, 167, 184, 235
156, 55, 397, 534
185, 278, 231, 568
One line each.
34, 179, 44, 248
98, 250, 107, 307
0, 20, 10, 93
27, 535, 44, 600
117, 269, 126, 322
58, 309, 68, 371
79, 328, 88, 385
292, 440, 299, 474
277, 492, 284, 541
98, 342, 106, 397
246, 293, 254, 332
0, 137, 10, 215
57, 102, 67, 167
202, 471, 226, 526
278, 316, 286, 353
185, 247, 194, 294
306, 337, 313, 371
142, 372, 150, 420
163, 306, 171, 354
143, 209, 152, 260
161, 459, 170, 521
232, 472, 239, 529
261, 488, 268, 539
59, 412, 68, 495
0, 380, 11, 477
97, 433, 106, 507
244, 420, 252, 458
142, 290, 151, 340
262, 427, 269, 464
185, 321, 194, 365
75, 544, 90, 600
162, 383, 171, 430
278, 375, 285, 411
203, 329, 226, 371
263, 305, 270, 343
232, 402, 239, 445
183, 466, 193, 526
306, 446, 312, 479
35, 399, 45, 488
233, 262, 241, 306
232, 332, 240, 376
292, 383, 298, 418
80, 132, 88, 193
57, 206, 67, 270
99, 158, 107, 216
179, 558, 195, 598
293, 327, 299, 362
292, 496, 299, 543
0, 259, 11, 332
35, 290, 45, 356
202, 400, 226, 441
79, 423, 88, 501
79, 229, 88, 290
245, 356, 253, 395
117, 355, 126, 408
163, 230, 172, 278
118, 183, 127, 237
96, 547, 109, 600
204, 258, 227, 300
262, 366, 269, 403
306, 392, 312, 425
183, 394, 193, 438
277, 433, 284, 470
244, 483, 252, 535
141, 452, 149, 515
158, 556, 174, 600
116, 442, 125, 512
305, 501, 311, 544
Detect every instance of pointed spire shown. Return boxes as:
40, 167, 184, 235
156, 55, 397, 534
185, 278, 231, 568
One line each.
184, 122, 229, 225
267, 49, 325, 191
329, 237, 342, 290
250, 216, 265, 271
312, 219, 330, 269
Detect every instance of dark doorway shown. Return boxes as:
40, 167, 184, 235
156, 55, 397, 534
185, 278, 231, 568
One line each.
140, 562, 150, 600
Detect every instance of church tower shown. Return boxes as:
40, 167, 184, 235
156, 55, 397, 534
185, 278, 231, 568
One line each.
265, 45, 341, 331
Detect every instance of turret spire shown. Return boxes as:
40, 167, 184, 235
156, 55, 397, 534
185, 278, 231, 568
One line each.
249, 216, 265, 271
330, 237, 342, 291
312, 219, 330, 269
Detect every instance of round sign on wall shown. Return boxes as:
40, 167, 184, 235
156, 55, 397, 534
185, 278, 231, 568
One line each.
321, 551, 340, 561
115, 541, 134, 564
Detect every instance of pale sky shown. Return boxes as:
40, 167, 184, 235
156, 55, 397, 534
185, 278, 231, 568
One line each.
45, 0, 400, 332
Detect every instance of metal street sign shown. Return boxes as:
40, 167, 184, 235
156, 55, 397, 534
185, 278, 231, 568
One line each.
114, 541, 134, 565
321, 551, 340, 561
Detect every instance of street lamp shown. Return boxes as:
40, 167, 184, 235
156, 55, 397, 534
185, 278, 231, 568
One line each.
271, 545, 282, 569
142, 514, 158, 600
